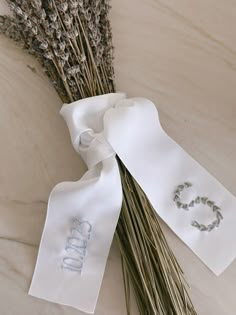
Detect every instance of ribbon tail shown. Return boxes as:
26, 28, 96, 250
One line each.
104, 96, 236, 276
29, 156, 122, 313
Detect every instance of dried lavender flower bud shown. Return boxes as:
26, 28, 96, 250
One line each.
78, 0, 83, 7
43, 19, 50, 29
31, 16, 38, 24
56, 30, 62, 39
95, 15, 100, 24
54, 49, 62, 57
66, 28, 79, 39
45, 26, 54, 37
49, 13, 57, 22
70, 8, 77, 16
11, 5, 28, 20
80, 54, 86, 62
58, 59, 66, 68
61, 52, 69, 61
68, 79, 76, 87
25, 19, 32, 28
50, 21, 59, 30
44, 51, 54, 59
67, 65, 81, 75
57, 2, 69, 12
52, 41, 58, 49
69, 0, 79, 9
8, 2, 16, 11
38, 8, 46, 20
39, 40, 48, 50
64, 14, 73, 27
97, 43, 104, 56
47, 0, 53, 9
31, 0, 42, 10
84, 9, 91, 21
89, 39, 96, 47
31, 26, 38, 35
88, 21, 93, 30
59, 41, 66, 51
96, 32, 101, 43
36, 34, 43, 42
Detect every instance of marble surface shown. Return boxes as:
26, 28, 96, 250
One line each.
0, 1, 236, 314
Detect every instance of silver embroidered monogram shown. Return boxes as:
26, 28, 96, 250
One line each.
173, 182, 224, 232
62, 219, 92, 274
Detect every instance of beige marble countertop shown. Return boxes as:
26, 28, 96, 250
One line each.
0, 1, 236, 314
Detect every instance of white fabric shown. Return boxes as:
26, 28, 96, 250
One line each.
29, 93, 236, 313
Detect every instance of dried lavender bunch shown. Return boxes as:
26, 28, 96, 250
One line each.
0, 1, 197, 315
1, 0, 115, 102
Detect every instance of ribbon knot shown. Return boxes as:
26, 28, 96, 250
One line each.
59, 93, 124, 168
74, 129, 115, 169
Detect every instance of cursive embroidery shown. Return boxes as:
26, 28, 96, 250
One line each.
173, 182, 223, 232
62, 218, 92, 273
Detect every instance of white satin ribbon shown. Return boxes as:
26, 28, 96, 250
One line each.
29, 93, 236, 313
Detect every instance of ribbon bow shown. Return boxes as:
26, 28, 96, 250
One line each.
29, 93, 236, 313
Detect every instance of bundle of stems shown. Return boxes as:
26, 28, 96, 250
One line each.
0, 1, 197, 314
